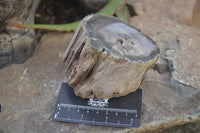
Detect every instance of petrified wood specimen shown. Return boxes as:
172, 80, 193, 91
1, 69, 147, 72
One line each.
63, 14, 160, 99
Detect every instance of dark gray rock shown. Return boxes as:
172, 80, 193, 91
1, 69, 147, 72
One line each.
79, 0, 109, 13
0, 0, 40, 69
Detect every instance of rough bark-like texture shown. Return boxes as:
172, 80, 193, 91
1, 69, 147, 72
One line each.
63, 14, 160, 99
0, 0, 40, 69
0, 0, 200, 133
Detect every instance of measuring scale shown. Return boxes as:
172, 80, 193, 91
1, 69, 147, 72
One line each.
51, 83, 142, 127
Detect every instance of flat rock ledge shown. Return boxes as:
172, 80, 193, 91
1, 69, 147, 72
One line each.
0, 23, 199, 133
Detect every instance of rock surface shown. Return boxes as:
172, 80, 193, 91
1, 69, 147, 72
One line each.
127, 0, 197, 25
186, 0, 200, 27
64, 14, 160, 99
0, 0, 200, 133
0, 25, 200, 133
0, 0, 40, 69
131, 16, 200, 90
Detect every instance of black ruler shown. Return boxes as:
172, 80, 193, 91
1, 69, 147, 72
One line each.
51, 83, 142, 127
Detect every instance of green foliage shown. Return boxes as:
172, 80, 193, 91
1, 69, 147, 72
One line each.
115, 3, 130, 22
11, 0, 129, 32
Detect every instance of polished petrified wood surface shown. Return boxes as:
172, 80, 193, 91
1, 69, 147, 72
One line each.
63, 14, 160, 99
1, 1, 200, 132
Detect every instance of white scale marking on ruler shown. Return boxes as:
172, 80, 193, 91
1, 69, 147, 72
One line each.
59, 103, 137, 115
118, 121, 120, 124
54, 113, 58, 118
56, 117, 134, 127
81, 114, 83, 121
52, 83, 142, 127
131, 119, 133, 125
55, 103, 138, 127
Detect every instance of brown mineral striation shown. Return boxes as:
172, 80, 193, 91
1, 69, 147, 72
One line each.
63, 14, 160, 99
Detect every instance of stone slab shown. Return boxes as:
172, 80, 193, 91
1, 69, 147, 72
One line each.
0, 31, 199, 133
